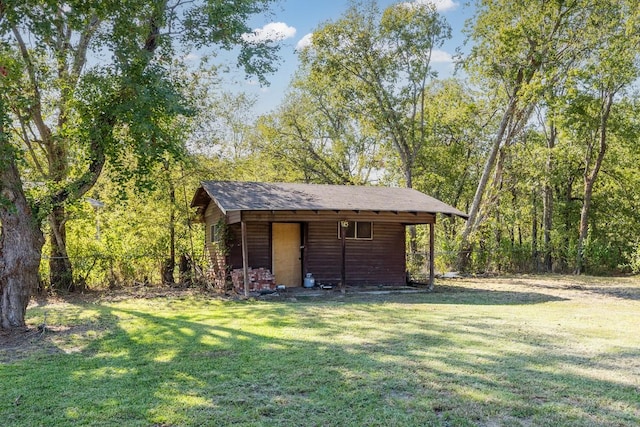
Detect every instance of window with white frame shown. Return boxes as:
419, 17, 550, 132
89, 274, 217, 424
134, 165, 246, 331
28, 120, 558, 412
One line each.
210, 224, 221, 244
337, 221, 373, 240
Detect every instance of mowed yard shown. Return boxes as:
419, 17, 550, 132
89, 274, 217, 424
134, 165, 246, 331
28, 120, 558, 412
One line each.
1, 276, 638, 426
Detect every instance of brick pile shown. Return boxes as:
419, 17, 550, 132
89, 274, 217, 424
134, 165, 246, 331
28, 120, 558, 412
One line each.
207, 254, 230, 291
207, 267, 228, 291
231, 268, 276, 293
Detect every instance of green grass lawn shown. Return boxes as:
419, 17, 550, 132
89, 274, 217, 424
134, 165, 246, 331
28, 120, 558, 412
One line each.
1, 276, 639, 426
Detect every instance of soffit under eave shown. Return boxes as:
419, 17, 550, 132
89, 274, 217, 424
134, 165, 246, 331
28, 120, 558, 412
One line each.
222, 209, 444, 224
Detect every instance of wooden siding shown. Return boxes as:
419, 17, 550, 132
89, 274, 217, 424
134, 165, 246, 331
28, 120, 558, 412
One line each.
204, 202, 224, 264
205, 202, 271, 272
228, 222, 271, 271
206, 201, 408, 286
203, 202, 227, 288
204, 201, 224, 249
305, 221, 406, 286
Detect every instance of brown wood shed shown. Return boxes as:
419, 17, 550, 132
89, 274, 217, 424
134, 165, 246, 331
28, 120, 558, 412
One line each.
191, 181, 467, 295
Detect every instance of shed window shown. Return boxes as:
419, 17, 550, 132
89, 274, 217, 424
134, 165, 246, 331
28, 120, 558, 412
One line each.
210, 224, 221, 244
338, 221, 373, 240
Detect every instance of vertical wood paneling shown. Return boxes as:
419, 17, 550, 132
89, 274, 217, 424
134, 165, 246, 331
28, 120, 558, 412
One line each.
228, 222, 271, 270
224, 219, 407, 286
204, 202, 224, 265
306, 221, 406, 285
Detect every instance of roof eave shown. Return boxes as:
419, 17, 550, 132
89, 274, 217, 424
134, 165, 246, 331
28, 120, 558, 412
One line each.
190, 184, 228, 215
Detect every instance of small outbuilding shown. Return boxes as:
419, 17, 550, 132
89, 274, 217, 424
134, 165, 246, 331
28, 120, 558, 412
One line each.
191, 181, 467, 294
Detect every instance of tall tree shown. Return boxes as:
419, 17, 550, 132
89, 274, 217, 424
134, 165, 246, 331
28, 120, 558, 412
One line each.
457, 0, 600, 270
297, 0, 451, 252
2, 0, 279, 292
299, 0, 451, 189
0, 0, 279, 328
256, 68, 382, 185
559, 1, 640, 273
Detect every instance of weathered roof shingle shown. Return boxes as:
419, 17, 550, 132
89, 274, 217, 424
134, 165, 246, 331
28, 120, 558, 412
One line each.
193, 181, 467, 219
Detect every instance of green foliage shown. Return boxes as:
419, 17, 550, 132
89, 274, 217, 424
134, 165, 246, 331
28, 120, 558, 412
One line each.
412, 79, 487, 208
299, 0, 451, 187
6, 0, 640, 284
38, 159, 206, 289
0, 0, 282, 295
212, 217, 231, 256
626, 242, 640, 274
256, 80, 383, 184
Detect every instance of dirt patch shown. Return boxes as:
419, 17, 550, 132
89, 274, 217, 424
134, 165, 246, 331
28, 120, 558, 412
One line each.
91, 285, 216, 302
0, 327, 42, 350
0, 326, 63, 363
0, 323, 106, 364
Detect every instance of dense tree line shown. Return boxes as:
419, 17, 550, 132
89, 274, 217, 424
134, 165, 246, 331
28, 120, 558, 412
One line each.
252, 0, 640, 275
0, 0, 279, 328
2, 0, 640, 329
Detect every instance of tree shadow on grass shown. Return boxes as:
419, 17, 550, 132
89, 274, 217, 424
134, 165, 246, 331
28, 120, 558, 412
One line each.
286, 284, 569, 306
502, 276, 640, 301
427, 284, 568, 305
2, 297, 638, 426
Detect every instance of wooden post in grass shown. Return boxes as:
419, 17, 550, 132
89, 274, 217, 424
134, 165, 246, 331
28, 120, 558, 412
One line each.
340, 220, 347, 293
241, 220, 249, 297
429, 222, 435, 291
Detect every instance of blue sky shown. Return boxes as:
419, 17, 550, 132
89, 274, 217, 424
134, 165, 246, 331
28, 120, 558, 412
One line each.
214, 0, 476, 116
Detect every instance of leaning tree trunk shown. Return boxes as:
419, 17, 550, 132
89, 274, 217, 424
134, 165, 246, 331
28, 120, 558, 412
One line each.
0, 154, 45, 329
457, 97, 518, 271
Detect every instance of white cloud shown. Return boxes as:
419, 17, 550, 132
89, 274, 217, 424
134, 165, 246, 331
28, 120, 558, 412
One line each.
295, 33, 313, 51
431, 49, 453, 63
242, 22, 297, 44
183, 53, 200, 62
405, 0, 458, 12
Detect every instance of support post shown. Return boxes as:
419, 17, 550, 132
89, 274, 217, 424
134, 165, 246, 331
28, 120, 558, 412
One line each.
429, 222, 435, 291
241, 220, 249, 297
340, 221, 347, 293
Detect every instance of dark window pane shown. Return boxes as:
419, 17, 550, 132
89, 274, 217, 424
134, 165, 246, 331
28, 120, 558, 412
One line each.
346, 221, 356, 238
357, 222, 372, 239
338, 221, 356, 238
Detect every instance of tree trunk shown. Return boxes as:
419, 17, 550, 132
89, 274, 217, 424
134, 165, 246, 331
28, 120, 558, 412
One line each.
532, 192, 539, 271
405, 170, 418, 255
0, 153, 45, 329
179, 254, 192, 287
457, 96, 518, 271
575, 92, 612, 274
542, 186, 553, 272
162, 162, 176, 285
49, 205, 74, 291
575, 180, 594, 274
542, 122, 556, 272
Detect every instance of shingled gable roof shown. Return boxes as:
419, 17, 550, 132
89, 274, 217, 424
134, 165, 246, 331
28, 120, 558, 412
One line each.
192, 181, 468, 219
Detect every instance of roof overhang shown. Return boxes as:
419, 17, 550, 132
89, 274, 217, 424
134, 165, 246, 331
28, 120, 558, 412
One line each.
224, 209, 437, 225
191, 181, 469, 222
